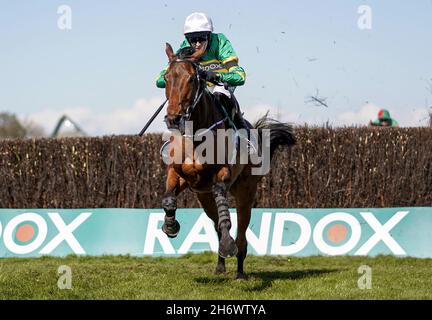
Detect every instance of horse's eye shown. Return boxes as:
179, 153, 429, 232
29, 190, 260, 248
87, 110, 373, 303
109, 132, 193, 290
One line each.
189, 76, 195, 83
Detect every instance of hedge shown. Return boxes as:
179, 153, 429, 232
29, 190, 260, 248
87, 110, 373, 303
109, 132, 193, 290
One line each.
0, 127, 430, 208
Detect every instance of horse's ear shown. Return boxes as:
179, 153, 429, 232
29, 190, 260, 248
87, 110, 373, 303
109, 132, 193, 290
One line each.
165, 42, 176, 62
189, 42, 207, 62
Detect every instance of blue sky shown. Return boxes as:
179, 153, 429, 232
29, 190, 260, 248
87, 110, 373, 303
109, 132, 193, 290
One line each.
1, 0, 431, 135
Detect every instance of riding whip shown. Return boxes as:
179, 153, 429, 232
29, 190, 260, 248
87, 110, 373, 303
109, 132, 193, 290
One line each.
138, 99, 168, 136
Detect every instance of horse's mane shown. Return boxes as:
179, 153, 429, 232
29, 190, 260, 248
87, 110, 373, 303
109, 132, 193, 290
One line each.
177, 47, 196, 60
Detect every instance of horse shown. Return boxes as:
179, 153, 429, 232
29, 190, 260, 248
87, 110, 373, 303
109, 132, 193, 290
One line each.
160, 42, 295, 279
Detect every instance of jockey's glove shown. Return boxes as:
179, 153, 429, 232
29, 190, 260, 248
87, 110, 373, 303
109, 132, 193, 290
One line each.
199, 70, 220, 84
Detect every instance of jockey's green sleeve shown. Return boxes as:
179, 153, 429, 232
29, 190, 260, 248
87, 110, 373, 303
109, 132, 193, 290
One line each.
156, 68, 168, 88
155, 33, 246, 88
371, 118, 399, 127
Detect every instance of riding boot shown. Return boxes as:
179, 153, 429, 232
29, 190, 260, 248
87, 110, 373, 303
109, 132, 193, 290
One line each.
233, 108, 248, 130
230, 95, 249, 130
213, 93, 235, 126
214, 92, 252, 131
214, 93, 243, 129
230, 95, 258, 154
214, 92, 256, 154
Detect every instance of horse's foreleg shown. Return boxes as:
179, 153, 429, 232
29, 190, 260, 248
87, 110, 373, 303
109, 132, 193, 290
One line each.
162, 168, 186, 238
235, 203, 252, 279
196, 193, 226, 274
212, 170, 238, 258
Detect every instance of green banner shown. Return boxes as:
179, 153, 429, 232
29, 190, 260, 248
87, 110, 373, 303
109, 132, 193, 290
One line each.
0, 208, 431, 258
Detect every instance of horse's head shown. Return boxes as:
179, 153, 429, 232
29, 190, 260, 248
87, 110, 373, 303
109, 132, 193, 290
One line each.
163, 42, 206, 132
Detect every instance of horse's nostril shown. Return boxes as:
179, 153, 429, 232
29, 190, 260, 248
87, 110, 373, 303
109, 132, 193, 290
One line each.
169, 115, 181, 125
165, 114, 182, 129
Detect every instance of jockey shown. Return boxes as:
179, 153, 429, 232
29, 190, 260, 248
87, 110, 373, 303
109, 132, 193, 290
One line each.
370, 109, 399, 127
156, 12, 248, 131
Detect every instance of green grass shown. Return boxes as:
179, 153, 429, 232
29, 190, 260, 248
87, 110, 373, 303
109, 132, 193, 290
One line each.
0, 253, 431, 299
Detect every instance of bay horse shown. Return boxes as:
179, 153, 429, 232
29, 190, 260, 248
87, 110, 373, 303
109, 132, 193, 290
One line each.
160, 42, 295, 279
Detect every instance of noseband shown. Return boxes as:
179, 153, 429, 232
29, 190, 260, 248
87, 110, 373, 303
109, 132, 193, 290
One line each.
160, 58, 230, 159
165, 59, 205, 129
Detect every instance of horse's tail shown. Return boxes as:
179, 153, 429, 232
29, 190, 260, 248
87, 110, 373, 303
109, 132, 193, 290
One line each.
253, 112, 296, 161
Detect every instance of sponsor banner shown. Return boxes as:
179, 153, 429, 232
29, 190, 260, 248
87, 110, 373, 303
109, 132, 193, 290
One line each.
0, 208, 431, 258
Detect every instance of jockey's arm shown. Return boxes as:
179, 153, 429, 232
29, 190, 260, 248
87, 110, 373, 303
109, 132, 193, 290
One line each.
369, 119, 381, 127
219, 60, 246, 87
155, 36, 246, 88
155, 41, 189, 88
156, 68, 167, 88
216, 34, 246, 87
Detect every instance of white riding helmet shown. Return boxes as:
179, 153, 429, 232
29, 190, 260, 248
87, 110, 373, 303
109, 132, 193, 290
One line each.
183, 12, 214, 34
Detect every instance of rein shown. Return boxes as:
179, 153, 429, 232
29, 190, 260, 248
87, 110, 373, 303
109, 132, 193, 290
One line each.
159, 114, 229, 158
169, 59, 203, 123
183, 115, 229, 138
160, 59, 231, 158
167, 58, 228, 134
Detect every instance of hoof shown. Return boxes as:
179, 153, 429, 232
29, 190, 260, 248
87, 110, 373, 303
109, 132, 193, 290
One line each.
162, 220, 180, 238
214, 265, 226, 275
235, 272, 247, 280
218, 236, 238, 259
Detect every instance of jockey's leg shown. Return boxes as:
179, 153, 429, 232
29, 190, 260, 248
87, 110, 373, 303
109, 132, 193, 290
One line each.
230, 94, 248, 130
209, 85, 256, 154
209, 85, 247, 129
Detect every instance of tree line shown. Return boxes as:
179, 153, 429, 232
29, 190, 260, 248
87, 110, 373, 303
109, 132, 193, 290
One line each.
0, 112, 45, 139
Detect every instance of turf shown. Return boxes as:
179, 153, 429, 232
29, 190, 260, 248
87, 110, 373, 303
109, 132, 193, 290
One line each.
0, 253, 431, 299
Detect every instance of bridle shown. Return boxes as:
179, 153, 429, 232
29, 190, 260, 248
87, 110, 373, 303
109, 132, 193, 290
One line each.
164, 59, 205, 129
160, 58, 231, 158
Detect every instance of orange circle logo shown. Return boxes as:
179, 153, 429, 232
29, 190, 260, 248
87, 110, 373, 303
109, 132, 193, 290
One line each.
327, 224, 348, 243
16, 224, 36, 243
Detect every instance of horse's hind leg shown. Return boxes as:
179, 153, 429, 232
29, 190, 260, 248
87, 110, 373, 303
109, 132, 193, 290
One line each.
196, 193, 226, 274
213, 171, 238, 259
162, 168, 186, 238
231, 175, 258, 279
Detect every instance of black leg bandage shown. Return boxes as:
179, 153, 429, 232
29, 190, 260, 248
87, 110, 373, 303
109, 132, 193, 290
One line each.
162, 194, 180, 238
162, 195, 177, 217
213, 182, 231, 230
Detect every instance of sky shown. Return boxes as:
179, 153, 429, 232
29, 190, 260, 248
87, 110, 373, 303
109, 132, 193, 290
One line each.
1, 0, 432, 136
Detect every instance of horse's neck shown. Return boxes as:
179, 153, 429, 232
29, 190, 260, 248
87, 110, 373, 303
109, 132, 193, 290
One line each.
190, 92, 223, 133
